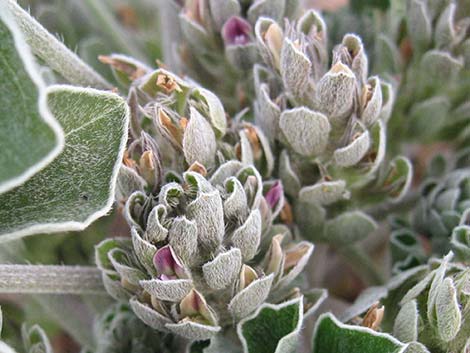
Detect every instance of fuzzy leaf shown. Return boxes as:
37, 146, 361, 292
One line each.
231, 209, 262, 261
202, 248, 242, 290
0, 7, 63, 194
435, 277, 461, 342
325, 211, 377, 245
393, 300, 419, 343
312, 313, 405, 353
333, 131, 371, 167
229, 274, 274, 320
183, 107, 217, 168
238, 297, 303, 353
0, 86, 128, 241
280, 107, 330, 157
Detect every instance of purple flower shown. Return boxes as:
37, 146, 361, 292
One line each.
265, 181, 283, 209
222, 16, 252, 46
153, 245, 188, 280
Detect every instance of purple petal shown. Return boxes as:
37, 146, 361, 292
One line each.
153, 245, 187, 278
222, 16, 252, 46
265, 181, 283, 209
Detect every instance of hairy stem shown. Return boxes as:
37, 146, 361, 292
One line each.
81, 0, 148, 62
0, 265, 106, 295
338, 245, 386, 285
4, 0, 111, 89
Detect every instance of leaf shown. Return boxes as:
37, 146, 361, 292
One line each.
279, 107, 330, 157
0, 7, 64, 194
237, 297, 303, 353
312, 313, 406, 353
0, 85, 129, 241
325, 211, 377, 245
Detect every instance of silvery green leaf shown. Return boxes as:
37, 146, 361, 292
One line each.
229, 274, 274, 320
183, 107, 217, 168
0, 8, 63, 194
226, 43, 259, 71
400, 270, 435, 304
362, 77, 383, 126
436, 277, 461, 342
203, 248, 242, 290
102, 271, 132, 301
166, 321, 221, 341
427, 253, 452, 323
22, 324, 53, 353
326, 211, 377, 245
407, 0, 432, 52
295, 201, 326, 242
450, 226, 470, 261
191, 87, 227, 138
0, 342, 16, 353
280, 38, 312, 102
435, 188, 460, 212
255, 84, 281, 143
0, 86, 129, 241
237, 297, 303, 353
210, 161, 243, 186
304, 288, 328, 318
299, 180, 349, 206
231, 209, 262, 261
186, 190, 224, 254
383, 156, 413, 202
247, 0, 286, 24
403, 342, 431, 353
184, 171, 214, 194
252, 126, 275, 177
95, 238, 129, 274
108, 248, 147, 287
420, 51, 463, 90
254, 17, 281, 70
279, 107, 330, 157
130, 298, 172, 332
316, 63, 356, 123
393, 300, 419, 343
333, 130, 371, 167
374, 34, 401, 75
124, 191, 147, 231
224, 177, 249, 221
145, 205, 169, 243
209, 0, 240, 30
239, 129, 255, 166
340, 286, 387, 322
116, 165, 147, 202
279, 150, 301, 198
434, 3, 456, 49
297, 9, 327, 45
276, 242, 314, 290
312, 313, 406, 353
237, 166, 263, 210
409, 96, 450, 137
168, 216, 199, 267
179, 12, 210, 52
378, 81, 395, 123
159, 182, 184, 209
140, 278, 193, 302
339, 34, 368, 84
131, 227, 157, 276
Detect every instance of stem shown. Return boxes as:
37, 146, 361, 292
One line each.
0, 265, 106, 295
364, 190, 420, 220
81, 0, 148, 62
4, 0, 111, 89
338, 245, 386, 285
35, 295, 96, 349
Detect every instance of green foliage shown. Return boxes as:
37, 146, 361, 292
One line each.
0, 8, 63, 194
0, 86, 128, 241
312, 314, 405, 353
